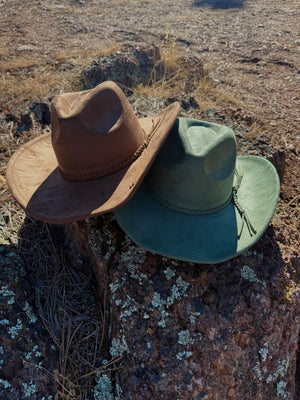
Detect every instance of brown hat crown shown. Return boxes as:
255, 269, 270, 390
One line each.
51, 81, 145, 181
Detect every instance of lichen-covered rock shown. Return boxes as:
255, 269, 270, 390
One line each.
0, 245, 58, 399
70, 213, 300, 400
80, 43, 164, 90
79, 42, 204, 94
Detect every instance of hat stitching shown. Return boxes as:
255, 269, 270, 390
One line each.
59, 111, 167, 182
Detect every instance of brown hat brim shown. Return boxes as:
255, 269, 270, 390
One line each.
6, 103, 180, 223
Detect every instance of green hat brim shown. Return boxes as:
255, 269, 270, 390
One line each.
114, 155, 280, 264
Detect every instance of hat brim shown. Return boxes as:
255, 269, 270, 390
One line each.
6, 103, 180, 224
114, 155, 280, 264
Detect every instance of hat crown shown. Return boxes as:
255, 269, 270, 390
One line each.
146, 118, 237, 214
51, 81, 145, 181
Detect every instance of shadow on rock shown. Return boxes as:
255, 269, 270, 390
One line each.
0, 216, 107, 399
82, 212, 300, 399
0, 231, 59, 398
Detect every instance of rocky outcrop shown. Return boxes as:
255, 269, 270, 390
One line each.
69, 213, 300, 400
0, 244, 59, 399
80, 42, 204, 93
80, 43, 165, 90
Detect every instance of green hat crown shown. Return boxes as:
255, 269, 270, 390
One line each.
146, 118, 237, 214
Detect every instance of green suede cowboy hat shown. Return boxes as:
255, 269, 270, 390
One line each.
114, 117, 280, 264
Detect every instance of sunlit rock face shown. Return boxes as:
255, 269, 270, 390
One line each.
70, 214, 300, 400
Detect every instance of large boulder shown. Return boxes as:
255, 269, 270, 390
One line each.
80, 42, 204, 93
69, 211, 300, 400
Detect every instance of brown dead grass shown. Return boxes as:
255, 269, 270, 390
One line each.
243, 121, 265, 139
15, 219, 122, 399
1, 73, 70, 104
133, 40, 180, 97
0, 57, 40, 72
135, 39, 240, 110
54, 44, 120, 65
0, 48, 8, 58
0, 44, 120, 107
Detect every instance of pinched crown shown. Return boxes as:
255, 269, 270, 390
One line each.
51, 81, 145, 181
146, 118, 237, 214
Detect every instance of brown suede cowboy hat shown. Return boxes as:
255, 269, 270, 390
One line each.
6, 81, 180, 223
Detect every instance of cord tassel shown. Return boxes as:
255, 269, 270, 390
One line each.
233, 170, 257, 238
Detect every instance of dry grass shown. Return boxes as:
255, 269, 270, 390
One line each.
0, 57, 40, 72
0, 130, 25, 244
1, 73, 70, 104
0, 201, 25, 244
134, 39, 183, 94
54, 45, 120, 65
287, 194, 300, 219
134, 39, 240, 110
15, 219, 120, 399
1, 66, 72, 107
0, 47, 9, 58
134, 39, 197, 97
0, 44, 120, 107
243, 121, 265, 138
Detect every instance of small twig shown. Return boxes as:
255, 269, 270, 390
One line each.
78, 356, 124, 380
39, 312, 60, 348
45, 223, 60, 261
99, 285, 107, 351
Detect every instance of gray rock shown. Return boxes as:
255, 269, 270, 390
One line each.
69, 213, 300, 400
80, 43, 204, 93
16, 45, 38, 52
0, 352, 23, 381
80, 43, 163, 90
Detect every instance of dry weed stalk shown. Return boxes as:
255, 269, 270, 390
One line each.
0, 201, 25, 244
194, 73, 240, 111
287, 194, 300, 218
134, 39, 190, 98
16, 219, 118, 399
243, 121, 264, 138
134, 38, 239, 111
54, 44, 120, 65
0, 44, 119, 107
0, 57, 40, 72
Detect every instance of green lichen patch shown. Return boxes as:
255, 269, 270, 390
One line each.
23, 301, 37, 323
164, 267, 176, 281
241, 265, 266, 287
0, 285, 15, 305
178, 330, 191, 346
277, 381, 288, 398
22, 381, 37, 397
258, 342, 269, 362
93, 374, 114, 400
110, 335, 128, 358
8, 318, 24, 339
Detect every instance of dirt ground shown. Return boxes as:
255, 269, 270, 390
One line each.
1, 0, 299, 201
0, 0, 299, 398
